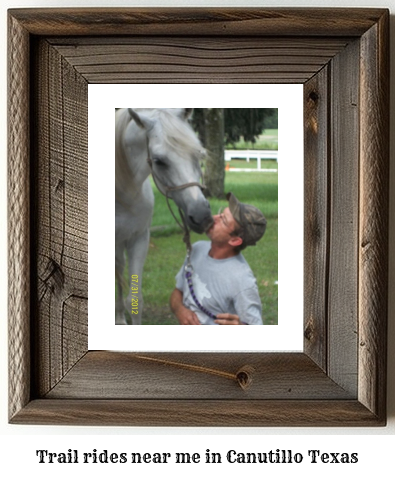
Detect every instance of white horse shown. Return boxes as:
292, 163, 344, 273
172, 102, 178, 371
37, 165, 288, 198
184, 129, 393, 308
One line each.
115, 108, 213, 325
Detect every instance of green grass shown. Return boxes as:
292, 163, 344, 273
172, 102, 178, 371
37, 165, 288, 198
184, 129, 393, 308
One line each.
119, 171, 278, 325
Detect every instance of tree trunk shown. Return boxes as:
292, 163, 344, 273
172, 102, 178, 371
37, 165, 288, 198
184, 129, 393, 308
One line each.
203, 108, 225, 198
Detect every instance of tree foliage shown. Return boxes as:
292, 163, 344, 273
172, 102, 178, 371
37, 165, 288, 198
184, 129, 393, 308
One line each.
190, 108, 278, 198
191, 108, 278, 147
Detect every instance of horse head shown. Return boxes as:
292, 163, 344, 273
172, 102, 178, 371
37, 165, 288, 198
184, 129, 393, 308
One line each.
129, 108, 214, 234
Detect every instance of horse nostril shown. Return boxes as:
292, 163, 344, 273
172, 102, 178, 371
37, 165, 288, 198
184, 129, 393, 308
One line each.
188, 215, 199, 226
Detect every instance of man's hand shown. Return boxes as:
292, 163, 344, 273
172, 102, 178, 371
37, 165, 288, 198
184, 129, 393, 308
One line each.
170, 288, 201, 325
215, 313, 243, 325
177, 308, 201, 325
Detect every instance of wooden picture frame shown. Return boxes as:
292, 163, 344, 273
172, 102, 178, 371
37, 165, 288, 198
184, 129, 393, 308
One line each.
8, 8, 389, 426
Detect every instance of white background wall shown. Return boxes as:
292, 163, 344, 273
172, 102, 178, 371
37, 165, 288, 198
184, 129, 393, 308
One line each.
1, 0, 394, 475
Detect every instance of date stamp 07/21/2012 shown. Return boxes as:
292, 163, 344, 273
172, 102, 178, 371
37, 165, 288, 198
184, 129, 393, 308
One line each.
131, 274, 138, 315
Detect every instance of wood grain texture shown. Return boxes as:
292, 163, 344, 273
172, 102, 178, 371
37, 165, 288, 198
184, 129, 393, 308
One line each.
327, 39, 360, 396
8, 13, 31, 421
303, 67, 329, 370
7, 8, 389, 426
358, 12, 389, 421
49, 37, 350, 84
31, 39, 88, 397
45, 352, 354, 400
8, 7, 387, 37
11, 399, 384, 427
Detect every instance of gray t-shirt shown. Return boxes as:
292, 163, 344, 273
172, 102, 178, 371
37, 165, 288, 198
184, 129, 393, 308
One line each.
175, 241, 263, 325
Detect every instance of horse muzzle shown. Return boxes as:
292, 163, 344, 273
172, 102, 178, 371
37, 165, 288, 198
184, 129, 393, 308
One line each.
187, 212, 214, 234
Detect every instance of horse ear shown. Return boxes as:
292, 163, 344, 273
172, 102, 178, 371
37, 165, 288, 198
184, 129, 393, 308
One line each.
128, 109, 155, 130
183, 108, 193, 120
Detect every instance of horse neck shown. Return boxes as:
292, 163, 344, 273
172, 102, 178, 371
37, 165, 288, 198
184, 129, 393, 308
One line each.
115, 117, 151, 202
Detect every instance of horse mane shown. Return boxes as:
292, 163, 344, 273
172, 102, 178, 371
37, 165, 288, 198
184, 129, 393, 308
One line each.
155, 109, 204, 162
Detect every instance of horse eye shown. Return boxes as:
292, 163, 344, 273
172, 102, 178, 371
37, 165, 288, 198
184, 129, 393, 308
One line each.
153, 158, 167, 167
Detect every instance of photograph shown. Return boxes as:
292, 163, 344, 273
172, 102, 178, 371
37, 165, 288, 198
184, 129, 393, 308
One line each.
114, 107, 278, 327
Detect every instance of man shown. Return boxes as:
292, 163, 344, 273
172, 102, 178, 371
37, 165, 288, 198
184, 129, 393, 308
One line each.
170, 192, 267, 325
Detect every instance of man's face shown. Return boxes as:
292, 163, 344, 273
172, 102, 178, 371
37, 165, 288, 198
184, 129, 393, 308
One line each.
206, 207, 240, 245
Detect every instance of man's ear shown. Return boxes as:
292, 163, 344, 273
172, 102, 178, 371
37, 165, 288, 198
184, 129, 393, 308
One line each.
228, 236, 243, 248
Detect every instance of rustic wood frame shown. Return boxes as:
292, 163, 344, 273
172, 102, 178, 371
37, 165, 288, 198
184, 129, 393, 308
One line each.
8, 8, 389, 426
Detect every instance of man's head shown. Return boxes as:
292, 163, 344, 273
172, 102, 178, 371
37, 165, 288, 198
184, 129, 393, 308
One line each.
207, 192, 266, 253
226, 192, 267, 251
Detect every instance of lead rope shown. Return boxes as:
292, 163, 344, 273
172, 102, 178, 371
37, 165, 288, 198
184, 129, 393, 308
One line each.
185, 267, 218, 321
145, 135, 217, 321
178, 208, 218, 321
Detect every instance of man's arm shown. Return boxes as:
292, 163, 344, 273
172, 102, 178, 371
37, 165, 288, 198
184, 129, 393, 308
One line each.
170, 288, 201, 325
227, 287, 263, 325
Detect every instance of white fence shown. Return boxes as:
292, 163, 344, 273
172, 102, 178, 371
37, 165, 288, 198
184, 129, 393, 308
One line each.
225, 150, 278, 172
